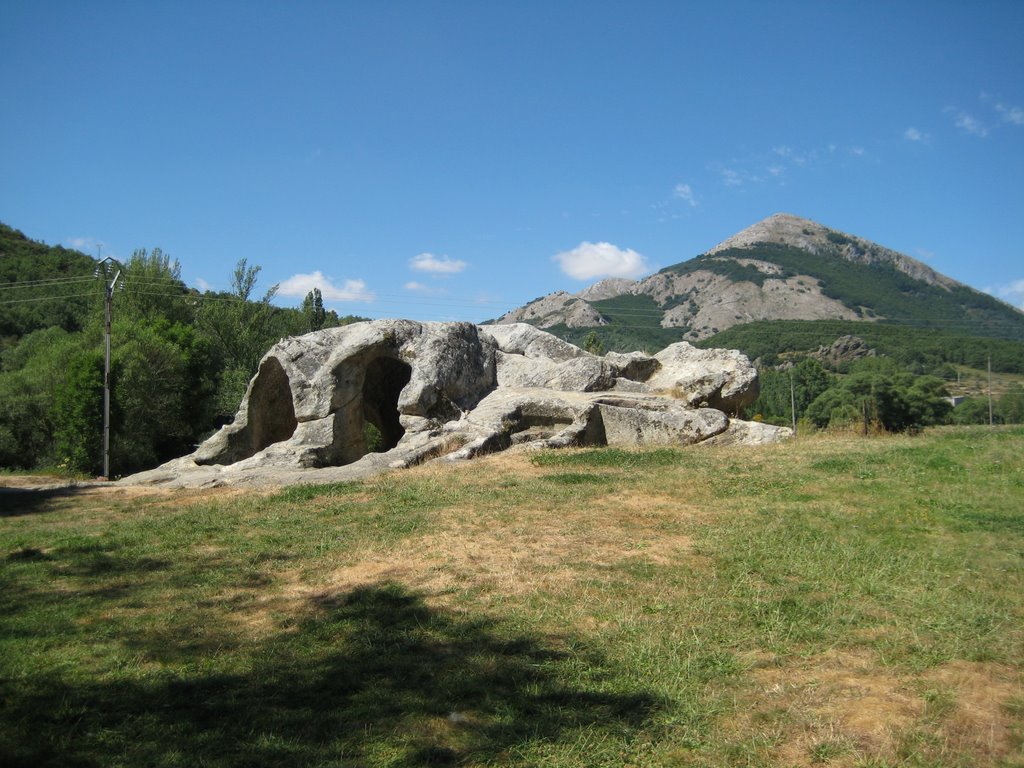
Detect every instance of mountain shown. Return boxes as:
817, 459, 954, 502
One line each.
493, 213, 1024, 353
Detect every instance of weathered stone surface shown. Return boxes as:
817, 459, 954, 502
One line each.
698, 418, 793, 447
121, 319, 788, 489
598, 403, 728, 446
645, 342, 759, 413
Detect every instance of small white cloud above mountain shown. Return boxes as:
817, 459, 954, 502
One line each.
278, 271, 374, 302
673, 183, 698, 207
986, 279, 1024, 310
904, 127, 929, 142
996, 102, 1024, 125
66, 236, 106, 255
404, 281, 446, 296
410, 253, 467, 274
552, 241, 650, 281
949, 109, 989, 137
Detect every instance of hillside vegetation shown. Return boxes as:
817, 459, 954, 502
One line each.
0, 224, 365, 476
672, 243, 1024, 339
2, 428, 1022, 766
700, 319, 1024, 373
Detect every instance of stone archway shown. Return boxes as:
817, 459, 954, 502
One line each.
196, 356, 297, 466
361, 356, 412, 452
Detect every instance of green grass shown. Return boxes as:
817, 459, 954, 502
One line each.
1, 427, 1022, 766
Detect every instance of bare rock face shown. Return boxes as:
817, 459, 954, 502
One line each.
122, 320, 788, 488
812, 334, 876, 368
645, 342, 759, 413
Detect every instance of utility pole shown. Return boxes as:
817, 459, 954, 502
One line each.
789, 370, 797, 435
988, 356, 994, 426
96, 257, 121, 480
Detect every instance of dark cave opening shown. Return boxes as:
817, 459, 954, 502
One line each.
361, 357, 412, 453
198, 356, 297, 466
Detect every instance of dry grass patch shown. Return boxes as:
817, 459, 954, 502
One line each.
723, 645, 1024, 767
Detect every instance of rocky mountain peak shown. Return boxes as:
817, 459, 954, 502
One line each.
709, 213, 958, 289
708, 213, 827, 255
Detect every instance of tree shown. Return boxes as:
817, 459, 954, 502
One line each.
0, 328, 85, 468
804, 387, 860, 429
998, 385, 1024, 424
53, 350, 105, 474
950, 397, 992, 425
805, 370, 951, 432
302, 288, 327, 332
195, 259, 282, 421
120, 248, 193, 325
748, 358, 832, 425
582, 331, 605, 356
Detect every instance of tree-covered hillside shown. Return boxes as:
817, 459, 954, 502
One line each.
0, 224, 366, 476
0, 223, 100, 341
699, 320, 1024, 374
665, 243, 1024, 340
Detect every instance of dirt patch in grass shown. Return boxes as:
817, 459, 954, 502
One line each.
733, 649, 1023, 767
746, 648, 919, 764
0, 474, 75, 488
921, 660, 1024, 764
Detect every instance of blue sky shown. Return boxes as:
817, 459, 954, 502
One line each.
3, 1, 1023, 320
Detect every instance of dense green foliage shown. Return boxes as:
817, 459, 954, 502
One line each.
746, 358, 833, 427
701, 319, 1024, 374
748, 354, 1024, 431
0, 224, 100, 343
950, 385, 1024, 425
0, 225, 366, 475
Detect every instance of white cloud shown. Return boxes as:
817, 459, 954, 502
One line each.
552, 241, 650, 281
987, 279, 1024, 310
996, 103, 1024, 125
409, 253, 468, 274
67, 236, 104, 255
404, 281, 445, 296
720, 168, 743, 187
193, 277, 212, 292
673, 183, 698, 207
904, 127, 928, 142
277, 271, 375, 302
849, 146, 866, 157
952, 110, 988, 137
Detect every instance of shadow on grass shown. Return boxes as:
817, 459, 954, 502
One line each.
2, 582, 662, 767
0, 484, 96, 518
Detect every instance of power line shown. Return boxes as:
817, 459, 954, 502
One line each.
0, 292, 101, 306
0, 275, 98, 291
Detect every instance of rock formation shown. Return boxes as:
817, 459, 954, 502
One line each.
122, 320, 790, 488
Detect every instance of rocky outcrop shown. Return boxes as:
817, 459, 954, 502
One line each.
122, 320, 788, 489
811, 335, 876, 368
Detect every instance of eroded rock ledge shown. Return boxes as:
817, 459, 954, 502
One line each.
121, 320, 790, 488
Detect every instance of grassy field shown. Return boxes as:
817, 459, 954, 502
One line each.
1, 427, 1022, 767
